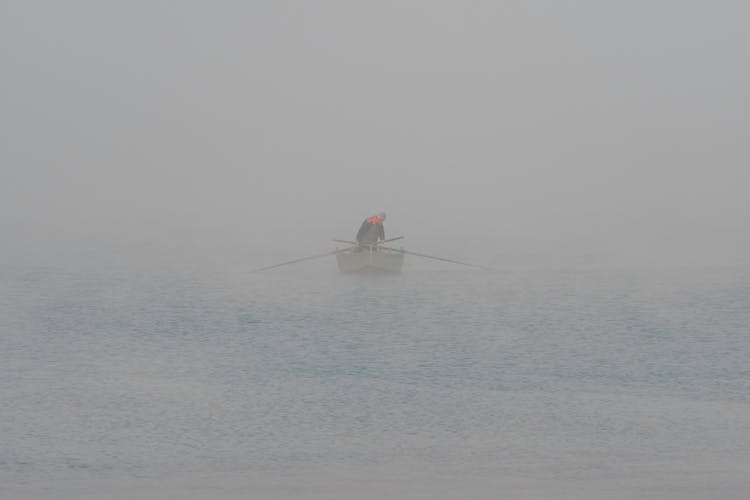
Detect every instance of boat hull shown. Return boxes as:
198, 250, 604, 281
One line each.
336, 248, 404, 274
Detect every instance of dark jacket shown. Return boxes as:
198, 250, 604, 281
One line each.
355, 218, 385, 244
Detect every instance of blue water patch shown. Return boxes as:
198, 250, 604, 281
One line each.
1, 267, 749, 496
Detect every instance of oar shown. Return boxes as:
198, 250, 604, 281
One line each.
332, 236, 404, 245
253, 247, 353, 272
380, 246, 491, 270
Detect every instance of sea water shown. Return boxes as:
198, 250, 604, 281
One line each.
1, 266, 749, 499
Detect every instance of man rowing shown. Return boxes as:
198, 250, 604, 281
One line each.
355, 212, 386, 250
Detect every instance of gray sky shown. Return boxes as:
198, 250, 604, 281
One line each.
2, 1, 748, 270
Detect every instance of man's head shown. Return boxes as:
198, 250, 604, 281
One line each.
378, 212, 386, 221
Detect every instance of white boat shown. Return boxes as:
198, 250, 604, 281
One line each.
255, 235, 484, 274
335, 247, 404, 274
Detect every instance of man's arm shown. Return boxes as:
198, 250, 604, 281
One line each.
378, 223, 385, 242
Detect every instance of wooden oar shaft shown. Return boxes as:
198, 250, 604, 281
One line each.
253, 247, 352, 272
332, 236, 404, 246
380, 246, 489, 270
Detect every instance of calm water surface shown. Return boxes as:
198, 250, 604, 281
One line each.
1, 266, 749, 499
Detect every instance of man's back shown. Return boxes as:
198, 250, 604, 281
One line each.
355, 213, 386, 245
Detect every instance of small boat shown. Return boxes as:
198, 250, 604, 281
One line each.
335, 246, 404, 274
254, 235, 486, 274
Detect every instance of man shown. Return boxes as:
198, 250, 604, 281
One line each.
355, 212, 386, 249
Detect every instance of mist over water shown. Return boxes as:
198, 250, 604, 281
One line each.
2, 1, 750, 498
2, 1, 750, 270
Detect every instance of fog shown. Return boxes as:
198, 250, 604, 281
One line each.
2, 1, 749, 271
